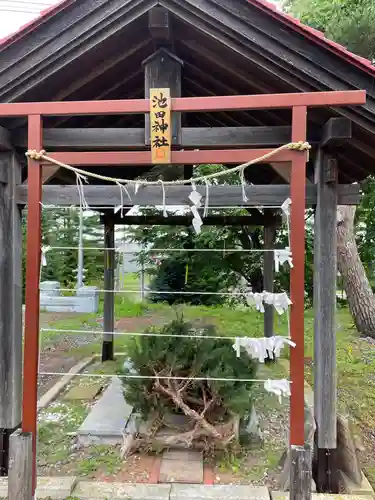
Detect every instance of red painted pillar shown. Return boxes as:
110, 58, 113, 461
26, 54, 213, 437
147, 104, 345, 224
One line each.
22, 114, 43, 493
290, 106, 307, 447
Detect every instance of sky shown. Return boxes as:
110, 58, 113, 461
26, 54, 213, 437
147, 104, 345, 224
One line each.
0, 0, 57, 38
0, 0, 281, 39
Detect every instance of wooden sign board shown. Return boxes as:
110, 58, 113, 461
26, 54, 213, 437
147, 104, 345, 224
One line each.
150, 88, 171, 164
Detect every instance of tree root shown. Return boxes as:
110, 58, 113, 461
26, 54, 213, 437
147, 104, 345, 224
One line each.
154, 377, 221, 439
129, 415, 239, 453
123, 375, 240, 454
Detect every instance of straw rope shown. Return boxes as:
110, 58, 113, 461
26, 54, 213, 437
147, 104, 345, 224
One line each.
26, 141, 310, 186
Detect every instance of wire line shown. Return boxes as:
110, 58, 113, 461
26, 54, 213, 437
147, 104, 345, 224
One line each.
44, 246, 283, 253
43, 288, 291, 298
38, 372, 291, 383
40, 328, 291, 341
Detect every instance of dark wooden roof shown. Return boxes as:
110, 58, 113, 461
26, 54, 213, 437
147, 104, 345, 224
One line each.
1, 0, 375, 184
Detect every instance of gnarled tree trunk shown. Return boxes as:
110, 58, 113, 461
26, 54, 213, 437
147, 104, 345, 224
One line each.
337, 205, 375, 337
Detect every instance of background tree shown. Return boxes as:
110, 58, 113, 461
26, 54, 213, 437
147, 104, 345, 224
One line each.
22, 208, 104, 292
283, 0, 375, 60
132, 219, 264, 305
128, 165, 314, 304
283, 0, 375, 336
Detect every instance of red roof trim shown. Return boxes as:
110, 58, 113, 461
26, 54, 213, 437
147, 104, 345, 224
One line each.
0, 0, 374, 78
0, 0, 74, 48
247, 0, 375, 76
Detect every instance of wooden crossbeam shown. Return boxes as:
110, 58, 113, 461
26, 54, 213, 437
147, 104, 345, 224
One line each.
13, 126, 320, 150
101, 213, 279, 226
0, 91, 365, 117
16, 184, 361, 207
37, 149, 297, 166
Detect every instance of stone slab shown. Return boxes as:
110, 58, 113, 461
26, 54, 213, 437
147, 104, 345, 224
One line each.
72, 482, 171, 500
64, 382, 103, 401
40, 281, 60, 296
170, 485, 270, 500
36, 476, 77, 499
0, 478, 6, 499
312, 497, 373, 500
339, 471, 375, 496
77, 376, 133, 446
159, 458, 203, 484
163, 449, 203, 461
0, 476, 77, 500
271, 493, 372, 500
40, 295, 99, 313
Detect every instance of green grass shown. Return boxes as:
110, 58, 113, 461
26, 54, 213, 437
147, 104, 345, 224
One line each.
303, 308, 375, 422
40, 295, 150, 347
40, 313, 99, 346
77, 445, 123, 476
38, 401, 89, 470
42, 302, 372, 416
38, 390, 123, 478
41, 297, 375, 485
179, 303, 289, 337
99, 295, 148, 319
117, 271, 150, 289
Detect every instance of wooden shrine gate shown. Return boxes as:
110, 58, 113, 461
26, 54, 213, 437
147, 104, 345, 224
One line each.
0, 89, 365, 499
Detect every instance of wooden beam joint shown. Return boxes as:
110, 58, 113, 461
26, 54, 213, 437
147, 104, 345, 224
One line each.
148, 7, 171, 40
324, 157, 338, 184
320, 118, 352, 149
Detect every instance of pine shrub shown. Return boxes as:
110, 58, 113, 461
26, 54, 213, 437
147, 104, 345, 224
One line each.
121, 316, 257, 448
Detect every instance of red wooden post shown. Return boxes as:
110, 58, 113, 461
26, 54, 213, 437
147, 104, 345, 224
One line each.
22, 114, 43, 493
290, 106, 307, 447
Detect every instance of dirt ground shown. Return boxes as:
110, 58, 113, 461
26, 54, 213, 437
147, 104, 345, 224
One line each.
116, 314, 169, 332
37, 308, 172, 398
95, 454, 159, 483
37, 312, 100, 397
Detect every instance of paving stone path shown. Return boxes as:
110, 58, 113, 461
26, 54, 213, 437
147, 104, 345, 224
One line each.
159, 449, 204, 484
77, 376, 133, 446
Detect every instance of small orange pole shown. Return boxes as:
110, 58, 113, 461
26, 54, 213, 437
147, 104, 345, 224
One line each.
22, 114, 43, 494
290, 106, 307, 446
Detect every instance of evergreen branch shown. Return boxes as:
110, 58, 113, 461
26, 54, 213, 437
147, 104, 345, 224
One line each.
154, 376, 221, 439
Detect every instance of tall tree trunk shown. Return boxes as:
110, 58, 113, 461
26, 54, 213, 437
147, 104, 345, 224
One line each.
337, 205, 375, 337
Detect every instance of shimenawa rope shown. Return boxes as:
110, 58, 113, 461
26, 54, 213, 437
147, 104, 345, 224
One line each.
26, 141, 310, 187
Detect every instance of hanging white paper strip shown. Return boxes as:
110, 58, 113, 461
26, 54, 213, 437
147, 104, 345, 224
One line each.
191, 205, 203, 234
203, 180, 210, 218
233, 336, 296, 362
264, 379, 291, 402
281, 197, 292, 218
246, 291, 292, 315
41, 246, 51, 267
274, 248, 293, 273
189, 183, 202, 207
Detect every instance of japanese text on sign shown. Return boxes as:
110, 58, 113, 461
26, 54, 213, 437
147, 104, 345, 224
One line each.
150, 88, 171, 164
